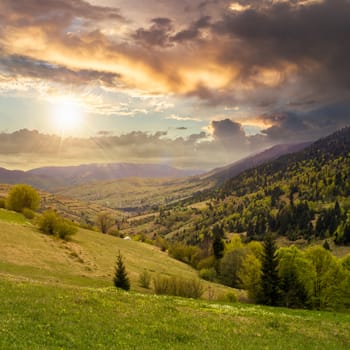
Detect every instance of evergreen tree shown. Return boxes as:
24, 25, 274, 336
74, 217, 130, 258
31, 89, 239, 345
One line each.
114, 252, 130, 291
257, 234, 281, 306
212, 224, 225, 260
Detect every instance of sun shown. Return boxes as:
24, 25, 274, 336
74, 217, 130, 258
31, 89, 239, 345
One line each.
51, 96, 83, 134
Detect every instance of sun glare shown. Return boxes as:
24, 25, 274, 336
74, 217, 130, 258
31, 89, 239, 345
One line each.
51, 97, 83, 134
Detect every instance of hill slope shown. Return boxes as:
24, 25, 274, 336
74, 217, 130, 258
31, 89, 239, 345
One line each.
56, 143, 309, 213
1, 278, 349, 350
203, 142, 310, 183
124, 127, 350, 247
0, 210, 231, 296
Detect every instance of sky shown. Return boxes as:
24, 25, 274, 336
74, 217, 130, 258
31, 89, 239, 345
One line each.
0, 0, 350, 170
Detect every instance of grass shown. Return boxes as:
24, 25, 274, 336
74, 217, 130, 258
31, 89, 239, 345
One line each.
0, 213, 233, 298
1, 210, 350, 349
0, 278, 349, 350
0, 208, 27, 224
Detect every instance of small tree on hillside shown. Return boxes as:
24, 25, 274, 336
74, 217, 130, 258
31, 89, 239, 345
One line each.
6, 184, 40, 213
114, 252, 130, 291
257, 233, 281, 306
96, 212, 114, 234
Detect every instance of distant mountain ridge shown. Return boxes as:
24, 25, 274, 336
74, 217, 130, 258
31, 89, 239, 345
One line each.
0, 163, 203, 191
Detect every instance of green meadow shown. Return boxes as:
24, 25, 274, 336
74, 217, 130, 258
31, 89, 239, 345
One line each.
0, 209, 349, 349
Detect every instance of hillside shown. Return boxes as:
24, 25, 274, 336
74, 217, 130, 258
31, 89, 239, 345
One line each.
1, 279, 349, 350
57, 177, 215, 213
124, 127, 350, 247
56, 143, 307, 213
0, 209, 231, 297
203, 142, 310, 183
0, 184, 124, 225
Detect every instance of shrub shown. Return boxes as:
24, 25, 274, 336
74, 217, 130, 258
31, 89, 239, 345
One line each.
199, 268, 217, 282
197, 256, 216, 270
55, 221, 78, 240
138, 270, 151, 289
6, 184, 40, 212
168, 243, 201, 267
38, 210, 77, 240
226, 292, 238, 303
22, 208, 36, 220
107, 228, 120, 237
153, 275, 204, 299
0, 198, 6, 209
96, 212, 114, 234
153, 275, 169, 295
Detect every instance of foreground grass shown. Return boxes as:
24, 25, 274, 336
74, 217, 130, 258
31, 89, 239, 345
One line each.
0, 279, 349, 350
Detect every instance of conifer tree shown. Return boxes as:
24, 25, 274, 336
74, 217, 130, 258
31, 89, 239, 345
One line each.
114, 252, 130, 291
257, 234, 281, 306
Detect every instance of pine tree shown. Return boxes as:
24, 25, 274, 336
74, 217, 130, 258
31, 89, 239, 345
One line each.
212, 224, 225, 260
113, 252, 130, 291
257, 234, 281, 306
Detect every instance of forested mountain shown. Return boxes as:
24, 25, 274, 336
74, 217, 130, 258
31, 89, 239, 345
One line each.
203, 142, 310, 183
126, 127, 350, 247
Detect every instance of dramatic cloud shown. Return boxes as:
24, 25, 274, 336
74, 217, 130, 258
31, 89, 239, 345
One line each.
0, 0, 349, 169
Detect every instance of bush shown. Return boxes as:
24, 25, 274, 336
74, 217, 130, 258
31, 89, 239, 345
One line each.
168, 243, 201, 267
138, 270, 151, 289
197, 256, 216, 270
226, 292, 238, 303
107, 228, 120, 237
6, 184, 40, 212
199, 268, 217, 282
0, 198, 6, 209
153, 275, 204, 299
38, 210, 77, 240
22, 208, 36, 220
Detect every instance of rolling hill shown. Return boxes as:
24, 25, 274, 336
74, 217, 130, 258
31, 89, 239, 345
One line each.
0, 210, 349, 349
0, 208, 230, 296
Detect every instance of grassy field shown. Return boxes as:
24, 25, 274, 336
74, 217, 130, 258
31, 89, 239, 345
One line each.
1, 210, 350, 349
0, 210, 233, 297
0, 278, 349, 350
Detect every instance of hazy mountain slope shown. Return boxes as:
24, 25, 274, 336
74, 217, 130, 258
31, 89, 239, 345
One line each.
0, 163, 203, 191
221, 126, 350, 197
28, 163, 202, 185
203, 142, 311, 183
56, 143, 310, 212
0, 167, 64, 190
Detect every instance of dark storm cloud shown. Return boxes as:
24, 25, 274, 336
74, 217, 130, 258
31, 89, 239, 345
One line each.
213, 0, 350, 91
133, 18, 174, 47
172, 16, 211, 43
259, 103, 350, 142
